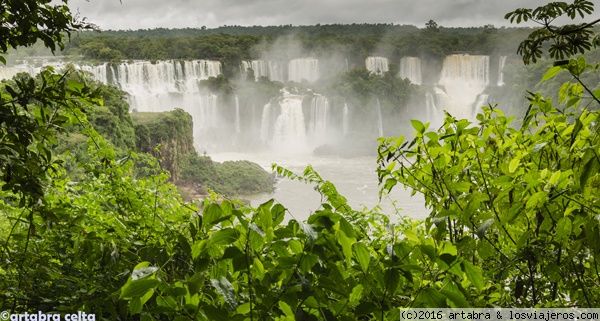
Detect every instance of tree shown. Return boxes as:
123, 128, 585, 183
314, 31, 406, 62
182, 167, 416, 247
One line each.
0, 0, 93, 60
425, 19, 440, 32
505, 0, 599, 64
0, 0, 95, 203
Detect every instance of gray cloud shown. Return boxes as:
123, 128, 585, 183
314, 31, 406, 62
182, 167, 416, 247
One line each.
69, 0, 557, 30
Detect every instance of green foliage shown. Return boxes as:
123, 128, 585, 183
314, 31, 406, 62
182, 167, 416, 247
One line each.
0, 67, 101, 203
181, 155, 274, 196
64, 24, 531, 66
0, 0, 94, 203
378, 98, 600, 306
0, 0, 93, 56
115, 165, 488, 320
132, 109, 194, 181
506, 0, 600, 64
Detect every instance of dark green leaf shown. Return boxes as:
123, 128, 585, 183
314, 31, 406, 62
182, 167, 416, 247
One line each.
120, 279, 160, 299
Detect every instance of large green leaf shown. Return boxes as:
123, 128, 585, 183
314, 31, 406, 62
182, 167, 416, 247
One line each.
555, 217, 572, 245
120, 279, 160, 299
415, 287, 447, 307
208, 228, 239, 246
461, 261, 484, 291
353, 242, 370, 272
541, 65, 564, 81
210, 277, 238, 310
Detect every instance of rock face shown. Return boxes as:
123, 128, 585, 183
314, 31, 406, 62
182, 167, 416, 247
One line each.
132, 109, 194, 182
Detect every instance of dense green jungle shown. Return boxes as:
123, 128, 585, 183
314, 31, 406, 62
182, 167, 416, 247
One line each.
1, 0, 600, 320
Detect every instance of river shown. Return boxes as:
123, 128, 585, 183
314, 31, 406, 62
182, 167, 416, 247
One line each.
209, 152, 429, 221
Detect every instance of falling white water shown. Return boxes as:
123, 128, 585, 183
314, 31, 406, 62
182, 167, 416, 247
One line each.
498, 56, 507, 86
438, 55, 489, 120
108, 60, 222, 112
308, 95, 329, 139
0, 64, 43, 80
260, 102, 272, 144
242, 60, 283, 81
342, 103, 349, 136
234, 95, 241, 134
365, 57, 389, 75
288, 58, 319, 83
191, 95, 218, 130
399, 57, 422, 85
471, 94, 490, 120
376, 99, 384, 137
272, 93, 308, 153
425, 92, 438, 122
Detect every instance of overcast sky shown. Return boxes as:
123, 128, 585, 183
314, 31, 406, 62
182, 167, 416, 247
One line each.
68, 0, 558, 31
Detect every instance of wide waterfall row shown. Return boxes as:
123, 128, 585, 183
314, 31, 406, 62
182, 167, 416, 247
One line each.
0, 54, 509, 153
241, 56, 423, 84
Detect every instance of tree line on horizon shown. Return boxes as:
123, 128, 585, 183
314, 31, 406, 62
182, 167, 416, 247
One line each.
60, 23, 533, 63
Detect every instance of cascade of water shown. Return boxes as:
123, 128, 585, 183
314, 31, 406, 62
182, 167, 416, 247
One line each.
433, 87, 451, 110
309, 95, 329, 139
497, 56, 507, 86
268, 60, 285, 82
425, 92, 438, 122
288, 58, 319, 83
235, 95, 241, 134
438, 55, 489, 120
241, 60, 271, 81
471, 94, 490, 120
399, 57, 422, 85
188, 94, 218, 152
376, 99, 384, 137
260, 102, 272, 144
272, 94, 307, 152
193, 94, 218, 130
343, 103, 349, 136
365, 57, 389, 75
0, 64, 43, 80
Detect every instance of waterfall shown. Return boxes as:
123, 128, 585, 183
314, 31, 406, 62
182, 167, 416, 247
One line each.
272, 94, 307, 152
376, 99, 383, 137
425, 92, 438, 122
423, 87, 451, 127
259, 92, 335, 153
260, 102, 272, 144
268, 60, 285, 82
399, 57, 422, 85
365, 57, 389, 75
471, 94, 490, 120
241, 60, 272, 81
309, 95, 329, 139
0, 64, 43, 80
107, 60, 222, 112
438, 55, 489, 120
498, 56, 507, 86
288, 58, 319, 83
342, 103, 349, 136
234, 95, 241, 134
